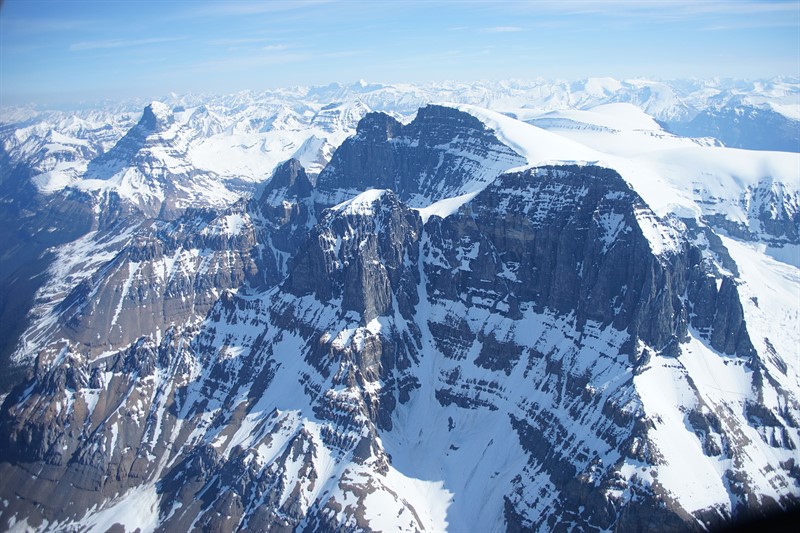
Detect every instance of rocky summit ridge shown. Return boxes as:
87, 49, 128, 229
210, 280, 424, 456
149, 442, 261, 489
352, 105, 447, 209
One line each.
0, 98, 798, 532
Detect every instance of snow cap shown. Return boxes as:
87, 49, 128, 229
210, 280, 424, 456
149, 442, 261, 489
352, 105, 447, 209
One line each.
140, 101, 175, 131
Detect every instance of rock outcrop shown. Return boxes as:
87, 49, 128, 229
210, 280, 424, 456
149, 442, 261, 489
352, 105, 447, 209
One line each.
315, 104, 527, 206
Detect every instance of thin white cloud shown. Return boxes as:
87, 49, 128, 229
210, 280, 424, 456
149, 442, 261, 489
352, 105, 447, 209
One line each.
524, 0, 799, 19
484, 26, 525, 33
1, 44, 47, 54
186, 0, 333, 18
540, 0, 787, 11
70, 37, 184, 52
321, 50, 367, 59
208, 37, 273, 46
1, 17, 91, 33
703, 20, 800, 31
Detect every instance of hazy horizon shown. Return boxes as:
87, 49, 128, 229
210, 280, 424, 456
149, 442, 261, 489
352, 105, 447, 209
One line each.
1, 0, 799, 105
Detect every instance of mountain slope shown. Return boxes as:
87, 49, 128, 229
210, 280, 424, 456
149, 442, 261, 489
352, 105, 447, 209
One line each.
0, 97, 798, 532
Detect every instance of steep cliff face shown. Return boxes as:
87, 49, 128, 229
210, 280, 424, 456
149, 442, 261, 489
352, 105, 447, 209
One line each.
417, 165, 789, 531
254, 158, 318, 284
287, 189, 422, 324
427, 165, 688, 348
0, 105, 797, 533
315, 104, 527, 206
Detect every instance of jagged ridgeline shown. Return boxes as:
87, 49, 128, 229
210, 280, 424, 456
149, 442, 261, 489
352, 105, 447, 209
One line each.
0, 102, 798, 532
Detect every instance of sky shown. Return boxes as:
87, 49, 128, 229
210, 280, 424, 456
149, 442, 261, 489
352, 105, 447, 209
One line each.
1, 0, 799, 104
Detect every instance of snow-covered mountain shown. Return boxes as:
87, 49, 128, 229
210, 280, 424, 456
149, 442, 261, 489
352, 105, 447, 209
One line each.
0, 80, 798, 532
2, 77, 797, 190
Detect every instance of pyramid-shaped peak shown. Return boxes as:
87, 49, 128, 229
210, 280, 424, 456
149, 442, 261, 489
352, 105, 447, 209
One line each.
140, 101, 175, 131
263, 158, 313, 198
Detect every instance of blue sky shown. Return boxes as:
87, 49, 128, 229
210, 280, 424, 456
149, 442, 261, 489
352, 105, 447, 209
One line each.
1, 0, 799, 104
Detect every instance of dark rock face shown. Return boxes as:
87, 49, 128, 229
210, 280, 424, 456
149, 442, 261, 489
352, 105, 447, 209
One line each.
260, 158, 314, 200
415, 164, 788, 530
279, 191, 424, 435
315, 104, 527, 206
424, 165, 755, 357
470, 167, 687, 348
254, 158, 317, 283
286, 190, 421, 323
708, 277, 756, 356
